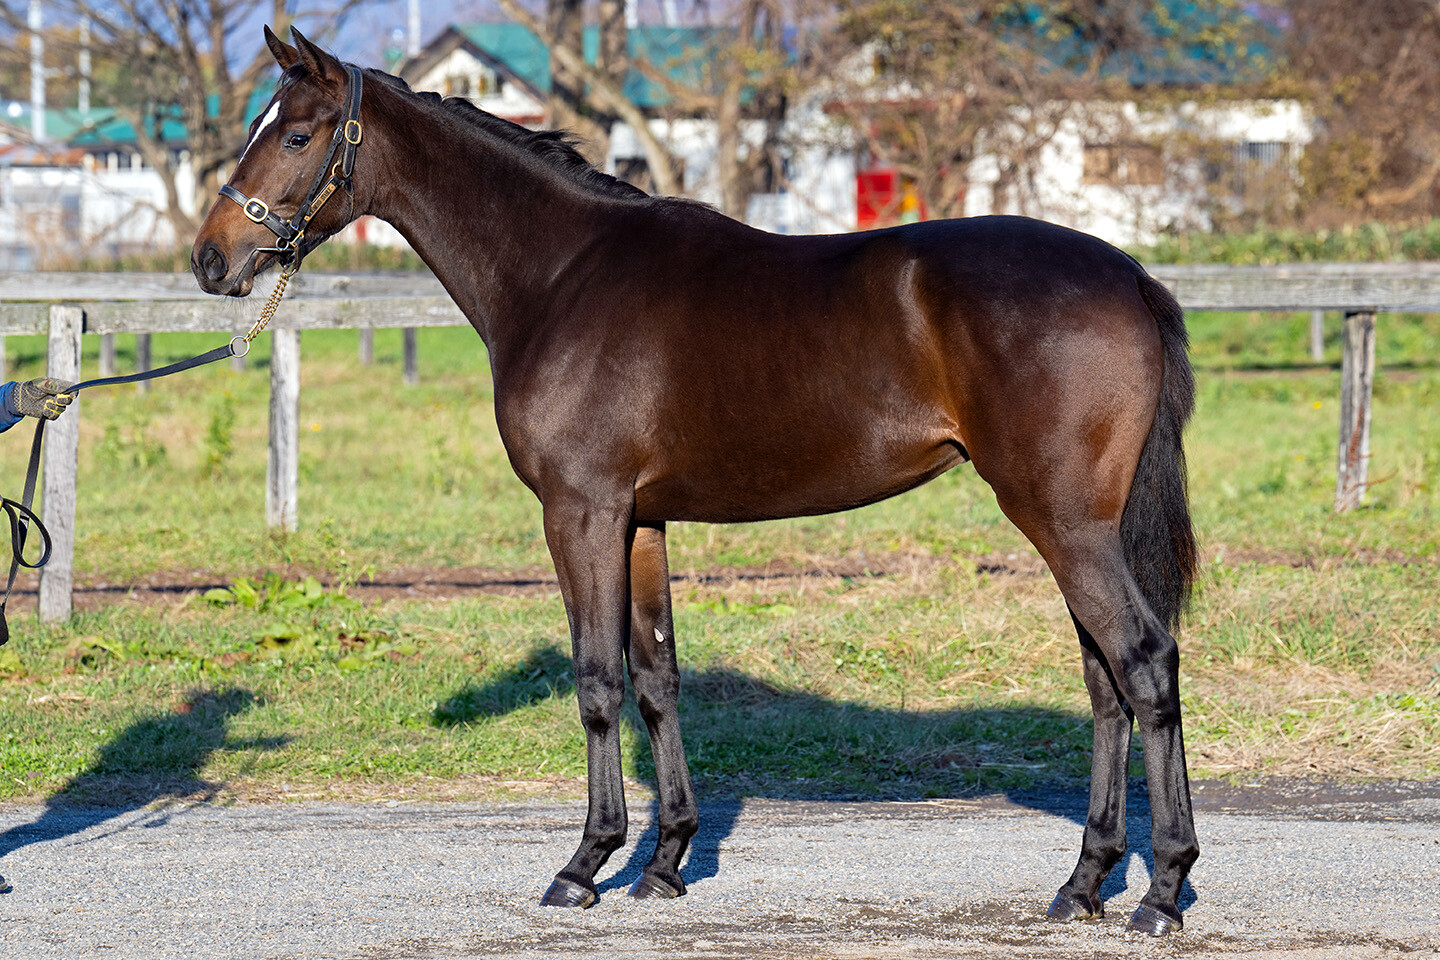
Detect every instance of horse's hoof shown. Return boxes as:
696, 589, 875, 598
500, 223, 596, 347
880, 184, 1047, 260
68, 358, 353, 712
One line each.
1046, 891, 1101, 922
1127, 903, 1182, 936
628, 872, 684, 899
0, 873, 11, 895
540, 875, 596, 908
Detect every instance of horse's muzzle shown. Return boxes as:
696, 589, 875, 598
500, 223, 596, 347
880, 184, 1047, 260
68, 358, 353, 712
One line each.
191, 242, 257, 297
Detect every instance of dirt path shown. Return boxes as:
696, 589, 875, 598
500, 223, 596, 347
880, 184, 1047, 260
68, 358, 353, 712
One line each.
2, 782, 1437, 959
6, 543, 1430, 615
4, 552, 969, 613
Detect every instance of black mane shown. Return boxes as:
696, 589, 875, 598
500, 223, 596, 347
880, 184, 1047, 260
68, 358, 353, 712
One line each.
361, 66, 650, 202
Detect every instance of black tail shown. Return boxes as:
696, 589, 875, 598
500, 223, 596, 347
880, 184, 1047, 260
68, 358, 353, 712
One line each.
1122, 274, 1198, 632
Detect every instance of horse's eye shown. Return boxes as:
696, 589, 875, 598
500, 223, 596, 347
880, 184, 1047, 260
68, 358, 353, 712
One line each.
284, 133, 311, 149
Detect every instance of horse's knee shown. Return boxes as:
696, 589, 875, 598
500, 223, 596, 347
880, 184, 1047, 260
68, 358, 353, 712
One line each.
575, 672, 623, 731
633, 671, 679, 724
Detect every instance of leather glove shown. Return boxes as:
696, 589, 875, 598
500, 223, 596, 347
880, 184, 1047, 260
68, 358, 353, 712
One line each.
6, 377, 78, 420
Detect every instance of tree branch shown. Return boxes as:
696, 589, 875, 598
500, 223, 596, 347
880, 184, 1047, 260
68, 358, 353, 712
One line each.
491, 0, 681, 195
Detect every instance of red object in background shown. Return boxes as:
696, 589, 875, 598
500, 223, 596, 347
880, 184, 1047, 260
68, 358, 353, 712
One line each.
857, 168, 928, 230
856, 168, 897, 230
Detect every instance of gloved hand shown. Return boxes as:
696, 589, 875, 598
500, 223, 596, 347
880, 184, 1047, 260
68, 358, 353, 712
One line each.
5, 377, 78, 420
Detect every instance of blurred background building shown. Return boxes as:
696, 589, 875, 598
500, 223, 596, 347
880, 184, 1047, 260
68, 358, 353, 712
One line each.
0, 1, 1374, 267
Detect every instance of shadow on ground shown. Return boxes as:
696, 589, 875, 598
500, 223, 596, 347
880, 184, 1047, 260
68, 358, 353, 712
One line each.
3, 650, 1193, 915
431, 642, 1195, 913
0, 686, 285, 894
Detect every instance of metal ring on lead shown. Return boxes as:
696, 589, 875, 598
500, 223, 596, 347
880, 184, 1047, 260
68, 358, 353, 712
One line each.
243, 198, 270, 224
229, 335, 251, 358
344, 119, 363, 145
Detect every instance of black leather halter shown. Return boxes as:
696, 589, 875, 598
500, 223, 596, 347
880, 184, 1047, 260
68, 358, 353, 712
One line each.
218, 63, 365, 270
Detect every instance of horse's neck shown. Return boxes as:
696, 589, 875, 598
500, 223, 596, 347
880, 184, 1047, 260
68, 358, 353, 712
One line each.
362, 91, 610, 351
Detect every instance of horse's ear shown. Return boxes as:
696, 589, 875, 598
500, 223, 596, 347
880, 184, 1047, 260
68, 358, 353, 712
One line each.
265, 25, 299, 70
289, 27, 343, 86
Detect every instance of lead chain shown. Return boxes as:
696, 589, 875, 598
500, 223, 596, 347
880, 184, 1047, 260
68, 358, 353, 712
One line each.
241, 241, 303, 347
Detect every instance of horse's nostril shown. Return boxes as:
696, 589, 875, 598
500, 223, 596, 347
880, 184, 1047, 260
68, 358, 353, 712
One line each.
201, 243, 228, 283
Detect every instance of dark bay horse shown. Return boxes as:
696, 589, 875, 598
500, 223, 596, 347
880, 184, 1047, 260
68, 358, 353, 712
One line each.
192, 28, 1200, 935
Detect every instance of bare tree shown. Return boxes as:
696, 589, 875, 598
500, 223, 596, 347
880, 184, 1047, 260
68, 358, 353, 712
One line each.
493, 0, 684, 194
0, 1, 363, 238
1282, 0, 1440, 223
707, 0, 789, 218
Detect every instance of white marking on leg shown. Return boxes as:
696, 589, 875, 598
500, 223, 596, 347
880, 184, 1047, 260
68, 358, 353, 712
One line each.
240, 101, 282, 162
654, 628, 665, 643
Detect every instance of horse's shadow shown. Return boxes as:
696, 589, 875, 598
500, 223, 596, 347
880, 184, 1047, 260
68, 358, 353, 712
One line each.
434, 642, 1196, 912
0, 686, 286, 894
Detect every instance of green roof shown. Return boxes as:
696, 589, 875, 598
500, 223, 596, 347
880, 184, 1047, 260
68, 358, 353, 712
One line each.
18, 87, 273, 149
54, 107, 190, 146
456, 23, 727, 108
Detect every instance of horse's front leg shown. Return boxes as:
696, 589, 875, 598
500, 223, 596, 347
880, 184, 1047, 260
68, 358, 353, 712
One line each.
539, 497, 634, 908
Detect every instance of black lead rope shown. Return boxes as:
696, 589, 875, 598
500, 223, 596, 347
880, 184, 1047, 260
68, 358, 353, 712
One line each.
0, 341, 240, 646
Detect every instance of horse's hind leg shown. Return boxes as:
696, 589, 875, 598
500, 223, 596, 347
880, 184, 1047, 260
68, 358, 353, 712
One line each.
1015, 520, 1198, 933
622, 523, 699, 899
1047, 608, 1134, 923
539, 496, 633, 909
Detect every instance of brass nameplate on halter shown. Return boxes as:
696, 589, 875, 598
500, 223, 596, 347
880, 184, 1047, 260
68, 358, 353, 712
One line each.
307, 181, 339, 222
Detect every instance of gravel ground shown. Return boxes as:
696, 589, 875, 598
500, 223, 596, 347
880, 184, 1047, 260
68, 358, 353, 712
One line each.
2, 782, 1438, 959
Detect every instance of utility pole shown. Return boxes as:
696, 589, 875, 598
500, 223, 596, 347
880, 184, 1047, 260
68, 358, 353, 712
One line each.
78, 15, 91, 115
29, 0, 46, 142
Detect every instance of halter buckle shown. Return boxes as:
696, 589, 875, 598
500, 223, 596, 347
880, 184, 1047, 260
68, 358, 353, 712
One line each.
243, 198, 271, 224
344, 119, 363, 145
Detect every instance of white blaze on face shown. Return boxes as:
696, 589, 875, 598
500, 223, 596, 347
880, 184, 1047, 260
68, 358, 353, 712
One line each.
240, 101, 282, 162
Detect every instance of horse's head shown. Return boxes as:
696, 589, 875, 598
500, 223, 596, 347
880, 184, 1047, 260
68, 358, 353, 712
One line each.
192, 26, 364, 296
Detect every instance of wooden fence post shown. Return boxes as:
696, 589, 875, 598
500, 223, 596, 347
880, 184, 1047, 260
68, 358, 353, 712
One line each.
1309, 310, 1325, 363
403, 327, 418, 385
359, 327, 374, 365
99, 332, 116, 377
135, 332, 152, 393
40, 305, 83, 623
267, 329, 301, 531
1335, 310, 1377, 512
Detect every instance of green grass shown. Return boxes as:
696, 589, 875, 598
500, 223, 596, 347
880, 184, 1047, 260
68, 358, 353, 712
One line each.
3, 558, 1435, 802
0, 306, 1437, 802
1132, 218, 1440, 265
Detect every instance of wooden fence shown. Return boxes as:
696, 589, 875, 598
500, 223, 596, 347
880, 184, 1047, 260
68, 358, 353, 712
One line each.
3, 262, 1439, 622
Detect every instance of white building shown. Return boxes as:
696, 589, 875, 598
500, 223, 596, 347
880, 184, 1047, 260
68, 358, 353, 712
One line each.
1, 108, 194, 270
964, 100, 1311, 246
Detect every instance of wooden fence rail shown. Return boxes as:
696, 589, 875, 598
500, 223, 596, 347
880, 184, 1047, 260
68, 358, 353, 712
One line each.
2, 262, 1438, 622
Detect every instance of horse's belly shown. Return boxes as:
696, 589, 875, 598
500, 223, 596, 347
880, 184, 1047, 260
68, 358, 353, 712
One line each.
635, 435, 968, 525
